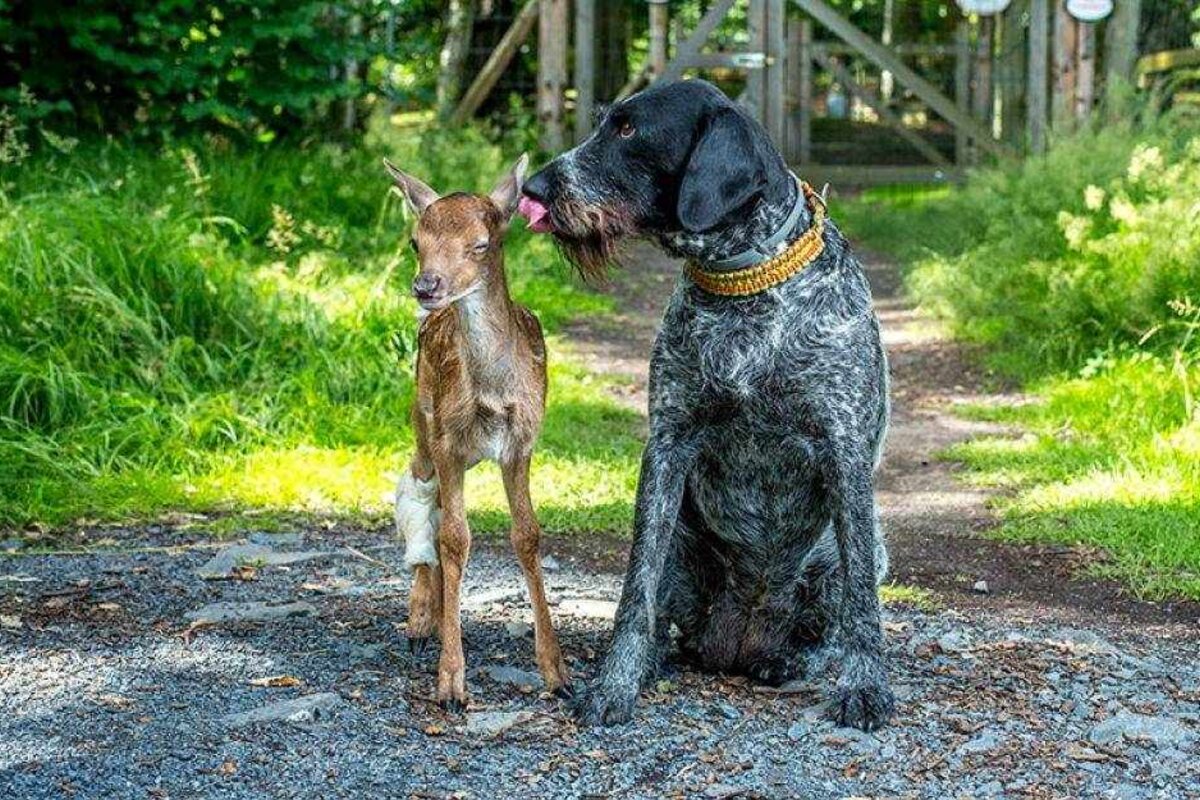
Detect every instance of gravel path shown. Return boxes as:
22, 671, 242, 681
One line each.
2, 245, 1198, 799
1, 531, 1197, 799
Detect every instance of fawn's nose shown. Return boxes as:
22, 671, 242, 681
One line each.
412, 273, 443, 300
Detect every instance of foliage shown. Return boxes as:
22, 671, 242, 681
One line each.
0, 120, 641, 534
0, 1, 449, 135
841, 112, 1200, 378
840, 113, 1200, 599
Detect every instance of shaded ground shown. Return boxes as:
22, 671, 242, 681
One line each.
1, 240, 1197, 799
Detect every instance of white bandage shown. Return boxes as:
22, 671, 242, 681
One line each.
394, 471, 441, 568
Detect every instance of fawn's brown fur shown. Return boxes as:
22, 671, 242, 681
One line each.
385, 155, 568, 708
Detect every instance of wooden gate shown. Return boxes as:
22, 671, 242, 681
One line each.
654, 0, 1013, 184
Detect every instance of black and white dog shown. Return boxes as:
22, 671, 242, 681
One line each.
520, 80, 893, 731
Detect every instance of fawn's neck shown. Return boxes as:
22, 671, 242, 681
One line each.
453, 264, 517, 369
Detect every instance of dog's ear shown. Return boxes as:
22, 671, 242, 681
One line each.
488, 152, 529, 223
383, 159, 440, 216
676, 109, 766, 233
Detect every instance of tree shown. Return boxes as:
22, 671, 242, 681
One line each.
437, 0, 478, 120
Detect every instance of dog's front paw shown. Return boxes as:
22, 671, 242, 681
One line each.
572, 678, 638, 727
830, 682, 895, 732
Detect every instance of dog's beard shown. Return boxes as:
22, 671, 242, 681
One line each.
549, 196, 637, 284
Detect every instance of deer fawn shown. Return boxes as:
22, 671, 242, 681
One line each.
384, 154, 569, 709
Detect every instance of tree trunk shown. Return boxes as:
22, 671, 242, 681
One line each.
597, 1, 630, 100
1104, 0, 1141, 92
437, 0, 478, 120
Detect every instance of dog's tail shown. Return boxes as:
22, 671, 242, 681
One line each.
395, 468, 441, 568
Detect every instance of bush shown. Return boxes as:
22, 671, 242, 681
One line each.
845, 113, 1200, 377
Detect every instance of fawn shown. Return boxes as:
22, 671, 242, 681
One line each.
384, 154, 569, 709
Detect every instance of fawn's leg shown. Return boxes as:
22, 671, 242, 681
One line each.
434, 464, 470, 709
395, 455, 441, 648
502, 455, 570, 696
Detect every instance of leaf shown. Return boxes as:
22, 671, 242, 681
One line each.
247, 674, 303, 688
0, 614, 21, 629
424, 723, 445, 736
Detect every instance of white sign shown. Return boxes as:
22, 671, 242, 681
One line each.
1066, 0, 1114, 21
954, 0, 1012, 14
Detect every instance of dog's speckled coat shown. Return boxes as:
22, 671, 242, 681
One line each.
523, 80, 894, 730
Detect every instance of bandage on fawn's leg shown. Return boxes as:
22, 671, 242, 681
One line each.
395, 469, 441, 568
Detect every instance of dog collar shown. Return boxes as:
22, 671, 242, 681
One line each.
685, 180, 826, 297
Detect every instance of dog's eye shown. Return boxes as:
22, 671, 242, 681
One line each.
471, 239, 489, 255
618, 121, 636, 139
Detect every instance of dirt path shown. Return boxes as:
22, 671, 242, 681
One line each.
1, 242, 1198, 799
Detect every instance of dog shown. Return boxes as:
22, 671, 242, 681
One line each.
519, 79, 894, 730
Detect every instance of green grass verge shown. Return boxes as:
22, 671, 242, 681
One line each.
0, 119, 641, 536
838, 111, 1200, 600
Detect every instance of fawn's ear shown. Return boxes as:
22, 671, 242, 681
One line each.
383, 159, 440, 216
489, 153, 529, 223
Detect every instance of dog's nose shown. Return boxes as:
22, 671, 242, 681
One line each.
412, 273, 442, 299
523, 169, 552, 202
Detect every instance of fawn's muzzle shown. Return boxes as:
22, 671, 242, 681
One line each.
412, 273, 443, 303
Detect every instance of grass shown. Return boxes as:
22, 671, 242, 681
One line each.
0, 117, 642, 536
839, 111, 1200, 600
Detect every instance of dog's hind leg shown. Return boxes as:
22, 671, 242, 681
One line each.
502, 454, 570, 698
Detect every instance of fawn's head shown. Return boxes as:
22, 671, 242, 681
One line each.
384, 154, 528, 312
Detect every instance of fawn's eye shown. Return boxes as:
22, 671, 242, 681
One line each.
618, 121, 636, 139
471, 239, 489, 255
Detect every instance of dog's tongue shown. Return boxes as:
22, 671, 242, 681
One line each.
518, 195, 554, 233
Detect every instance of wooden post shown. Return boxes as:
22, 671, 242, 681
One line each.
766, 0, 786, 147
648, 0, 669, 80
1051, 0, 1077, 133
881, 0, 895, 101
452, 0, 539, 125
1028, 0, 1049, 153
797, 19, 813, 164
574, 0, 595, 142
538, 0, 569, 152
972, 15, 994, 144
1076, 21, 1095, 121
955, 22, 971, 167
1105, 0, 1142, 92
786, 20, 800, 162
746, 0, 766, 121
998, 0, 1027, 148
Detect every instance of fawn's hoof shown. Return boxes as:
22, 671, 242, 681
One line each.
406, 635, 433, 657
439, 696, 467, 712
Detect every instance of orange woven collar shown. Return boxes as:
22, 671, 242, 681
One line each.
685, 182, 826, 297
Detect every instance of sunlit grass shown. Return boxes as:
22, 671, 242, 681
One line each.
947, 359, 1200, 599
879, 583, 941, 612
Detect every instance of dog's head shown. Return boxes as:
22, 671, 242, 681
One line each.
521, 80, 782, 280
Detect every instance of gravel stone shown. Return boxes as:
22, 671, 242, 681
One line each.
184, 600, 316, 624
1088, 712, 1195, 747
221, 693, 346, 727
